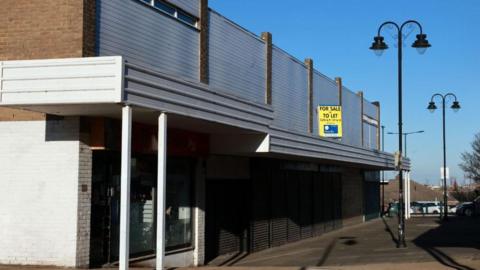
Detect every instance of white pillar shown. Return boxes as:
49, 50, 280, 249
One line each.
119, 105, 132, 270
408, 172, 411, 218
156, 113, 167, 270
405, 171, 410, 219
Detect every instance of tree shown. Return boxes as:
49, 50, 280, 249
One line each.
459, 132, 480, 183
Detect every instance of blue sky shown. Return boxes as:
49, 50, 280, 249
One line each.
210, 0, 480, 185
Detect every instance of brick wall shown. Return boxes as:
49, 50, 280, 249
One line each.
0, 117, 90, 267
0, 0, 96, 60
194, 159, 206, 266
76, 138, 92, 268
342, 168, 364, 227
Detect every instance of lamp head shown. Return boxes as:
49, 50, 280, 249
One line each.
412, 34, 431, 54
427, 101, 437, 113
370, 36, 388, 56
451, 101, 461, 112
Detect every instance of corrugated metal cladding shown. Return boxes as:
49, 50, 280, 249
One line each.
363, 100, 378, 149
249, 159, 342, 253
272, 47, 308, 132
363, 100, 378, 118
363, 123, 377, 149
341, 89, 362, 146
208, 11, 265, 103
313, 72, 340, 135
96, 0, 199, 81
165, 0, 199, 17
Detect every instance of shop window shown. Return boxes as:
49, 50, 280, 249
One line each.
166, 158, 194, 250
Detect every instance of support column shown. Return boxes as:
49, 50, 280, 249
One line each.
261, 32, 272, 105
372, 101, 381, 151
335, 77, 342, 106
404, 171, 410, 219
156, 113, 167, 270
199, 0, 209, 84
305, 58, 313, 134
358, 91, 364, 147
119, 105, 132, 270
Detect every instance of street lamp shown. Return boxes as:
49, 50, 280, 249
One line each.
370, 20, 431, 248
387, 130, 425, 157
427, 93, 461, 221
381, 125, 385, 216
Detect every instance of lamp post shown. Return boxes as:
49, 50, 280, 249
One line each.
387, 130, 425, 157
381, 125, 385, 216
370, 20, 431, 248
427, 93, 461, 221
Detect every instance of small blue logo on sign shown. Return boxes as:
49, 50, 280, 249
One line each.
324, 125, 338, 134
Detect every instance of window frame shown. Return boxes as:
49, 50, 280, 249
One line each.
135, 0, 199, 29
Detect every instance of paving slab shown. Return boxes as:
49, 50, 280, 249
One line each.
207, 216, 480, 268
1, 216, 478, 270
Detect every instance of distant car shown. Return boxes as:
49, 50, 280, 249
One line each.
456, 196, 480, 217
456, 202, 475, 217
387, 202, 413, 217
413, 201, 442, 214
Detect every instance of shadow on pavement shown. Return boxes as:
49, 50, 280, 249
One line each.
316, 238, 337, 266
381, 217, 399, 246
413, 216, 480, 270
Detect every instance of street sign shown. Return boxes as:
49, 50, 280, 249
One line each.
440, 167, 450, 180
394, 151, 403, 170
318, 105, 342, 138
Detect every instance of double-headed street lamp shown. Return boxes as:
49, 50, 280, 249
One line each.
370, 20, 431, 248
387, 130, 425, 157
427, 93, 461, 221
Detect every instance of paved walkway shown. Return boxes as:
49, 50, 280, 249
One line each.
194, 216, 480, 269
1, 216, 478, 270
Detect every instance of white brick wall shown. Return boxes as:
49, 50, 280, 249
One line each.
0, 117, 89, 267
194, 159, 205, 266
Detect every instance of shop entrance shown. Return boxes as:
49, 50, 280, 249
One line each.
89, 151, 157, 266
89, 150, 196, 267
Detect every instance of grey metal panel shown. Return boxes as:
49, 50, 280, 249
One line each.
208, 11, 265, 103
268, 126, 397, 169
312, 71, 339, 135
124, 62, 273, 132
341, 89, 362, 147
272, 47, 308, 132
165, 0, 199, 17
363, 122, 377, 150
97, 0, 199, 82
363, 100, 378, 119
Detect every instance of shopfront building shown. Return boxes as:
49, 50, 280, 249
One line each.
0, 0, 408, 268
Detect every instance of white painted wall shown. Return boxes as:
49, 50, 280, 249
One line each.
0, 118, 84, 267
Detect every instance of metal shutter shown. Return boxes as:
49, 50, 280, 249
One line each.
333, 173, 343, 229
312, 172, 325, 236
205, 179, 248, 262
300, 171, 313, 239
250, 161, 271, 252
287, 171, 301, 242
323, 174, 335, 232
270, 169, 288, 247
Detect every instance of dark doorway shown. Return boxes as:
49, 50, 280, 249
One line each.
89, 151, 120, 267
205, 179, 250, 263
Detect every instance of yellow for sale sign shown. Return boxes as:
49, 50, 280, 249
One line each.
318, 105, 342, 138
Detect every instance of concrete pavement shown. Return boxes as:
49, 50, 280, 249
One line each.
200, 216, 480, 269
1, 216, 479, 270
